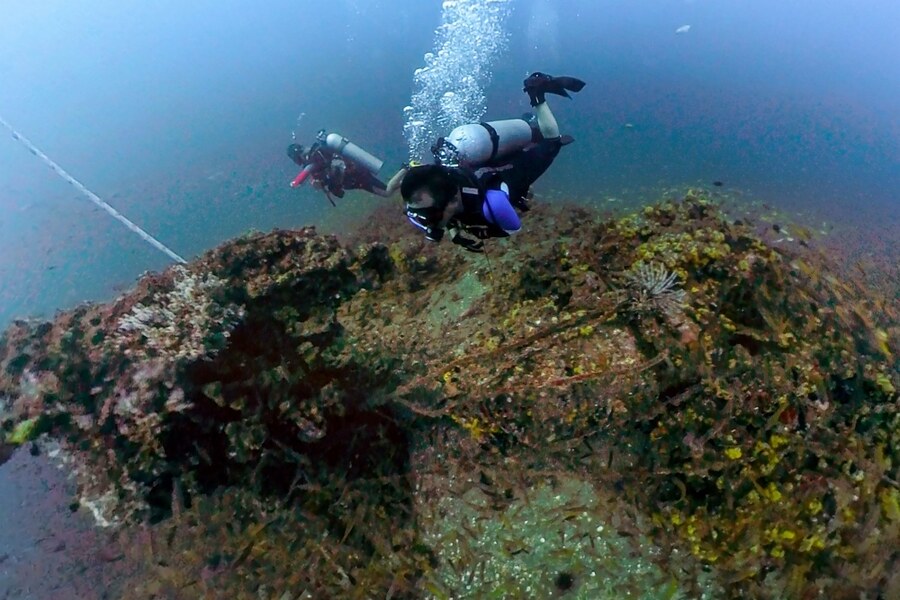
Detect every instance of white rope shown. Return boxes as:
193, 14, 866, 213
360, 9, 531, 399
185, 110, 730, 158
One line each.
0, 115, 187, 264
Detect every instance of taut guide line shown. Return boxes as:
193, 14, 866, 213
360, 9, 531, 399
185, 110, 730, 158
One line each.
0, 115, 187, 264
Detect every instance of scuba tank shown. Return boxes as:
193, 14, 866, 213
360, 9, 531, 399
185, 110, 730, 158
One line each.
322, 132, 384, 174
434, 119, 536, 167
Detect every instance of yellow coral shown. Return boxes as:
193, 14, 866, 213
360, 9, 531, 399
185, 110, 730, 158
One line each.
388, 243, 407, 271
874, 372, 896, 395
800, 535, 826, 552
7, 418, 37, 445
881, 488, 900, 522
777, 332, 796, 348
874, 328, 892, 357
769, 433, 789, 449
570, 263, 591, 275
451, 415, 490, 442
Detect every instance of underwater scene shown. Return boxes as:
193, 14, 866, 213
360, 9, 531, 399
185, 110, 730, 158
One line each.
0, 1, 897, 598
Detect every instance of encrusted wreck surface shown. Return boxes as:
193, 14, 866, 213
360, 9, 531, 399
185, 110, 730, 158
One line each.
1, 193, 897, 599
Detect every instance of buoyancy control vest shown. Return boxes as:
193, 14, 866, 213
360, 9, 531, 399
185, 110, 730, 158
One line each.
445, 166, 515, 238
451, 166, 484, 213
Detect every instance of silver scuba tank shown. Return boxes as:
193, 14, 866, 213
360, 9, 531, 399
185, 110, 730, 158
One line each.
323, 133, 384, 175
438, 119, 535, 167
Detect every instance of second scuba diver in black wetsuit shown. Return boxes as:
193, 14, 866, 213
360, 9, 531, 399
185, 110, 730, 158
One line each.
400, 72, 585, 252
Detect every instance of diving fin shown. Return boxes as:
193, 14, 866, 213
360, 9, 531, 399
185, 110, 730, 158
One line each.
523, 72, 586, 106
553, 76, 586, 93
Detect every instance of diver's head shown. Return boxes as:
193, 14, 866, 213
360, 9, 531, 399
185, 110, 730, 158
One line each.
287, 144, 306, 166
401, 165, 459, 241
401, 165, 458, 206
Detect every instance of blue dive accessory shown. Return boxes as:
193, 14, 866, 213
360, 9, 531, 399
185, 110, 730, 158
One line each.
482, 185, 521, 234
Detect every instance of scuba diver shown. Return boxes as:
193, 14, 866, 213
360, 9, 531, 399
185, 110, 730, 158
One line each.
288, 130, 405, 203
401, 72, 585, 252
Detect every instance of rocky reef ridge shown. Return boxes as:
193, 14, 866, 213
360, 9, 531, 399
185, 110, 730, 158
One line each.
1, 193, 897, 598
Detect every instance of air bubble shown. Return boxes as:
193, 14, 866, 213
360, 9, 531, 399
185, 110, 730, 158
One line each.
403, 0, 513, 161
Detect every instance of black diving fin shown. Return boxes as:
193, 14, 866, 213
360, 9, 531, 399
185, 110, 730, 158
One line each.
552, 76, 586, 95
523, 72, 586, 106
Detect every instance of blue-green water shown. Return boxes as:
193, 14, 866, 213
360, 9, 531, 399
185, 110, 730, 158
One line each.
1, 0, 897, 326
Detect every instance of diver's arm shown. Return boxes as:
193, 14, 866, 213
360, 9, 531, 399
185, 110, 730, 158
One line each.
372, 166, 409, 198
448, 229, 484, 252
446, 216, 485, 253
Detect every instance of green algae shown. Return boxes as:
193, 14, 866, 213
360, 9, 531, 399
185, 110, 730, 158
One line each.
6, 417, 37, 445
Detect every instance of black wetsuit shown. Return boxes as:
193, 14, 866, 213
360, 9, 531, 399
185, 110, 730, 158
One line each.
402, 130, 565, 247
476, 136, 562, 208
450, 135, 564, 239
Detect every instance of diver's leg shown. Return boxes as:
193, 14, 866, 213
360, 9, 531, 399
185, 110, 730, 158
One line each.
523, 72, 584, 139
505, 139, 562, 209
533, 101, 560, 140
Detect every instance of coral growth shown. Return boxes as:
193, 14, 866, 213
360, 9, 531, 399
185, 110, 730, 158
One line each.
113, 265, 244, 362
0, 195, 897, 598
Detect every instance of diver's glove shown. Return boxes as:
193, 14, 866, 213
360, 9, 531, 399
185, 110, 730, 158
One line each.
424, 226, 444, 243
523, 72, 586, 107
451, 232, 484, 253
